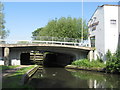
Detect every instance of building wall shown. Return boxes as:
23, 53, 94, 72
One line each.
118, 4, 120, 47
88, 6, 105, 59
88, 5, 119, 60
95, 7, 105, 56
104, 6, 119, 54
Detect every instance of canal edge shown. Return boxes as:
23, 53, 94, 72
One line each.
21, 65, 41, 85
65, 65, 105, 73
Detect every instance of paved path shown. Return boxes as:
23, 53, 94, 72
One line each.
2, 65, 31, 77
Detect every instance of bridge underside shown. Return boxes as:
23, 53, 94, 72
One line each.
43, 52, 74, 67
0, 45, 94, 66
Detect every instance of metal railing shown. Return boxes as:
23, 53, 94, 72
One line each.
32, 36, 81, 43
0, 36, 89, 47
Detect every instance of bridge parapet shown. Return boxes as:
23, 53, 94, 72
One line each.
0, 38, 89, 47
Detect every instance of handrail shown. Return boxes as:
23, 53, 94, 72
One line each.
0, 40, 89, 47
0, 36, 89, 47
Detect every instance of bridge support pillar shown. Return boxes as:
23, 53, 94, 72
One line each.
88, 50, 93, 62
93, 50, 97, 60
4, 47, 10, 66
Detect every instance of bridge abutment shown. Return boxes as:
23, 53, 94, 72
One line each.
4, 47, 10, 66
88, 50, 98, 61
9, 48, 32, 65
9, 49, 21, 65
0, 47, 4, 65
88, 50, 94, 62
93, 50, 98, 60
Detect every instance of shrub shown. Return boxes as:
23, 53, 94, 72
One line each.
72, 59, 105, 68
97, 55, 103, 63
106, 49, 120, 73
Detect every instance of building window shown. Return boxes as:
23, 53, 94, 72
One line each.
93, 17, 96, 19
92, 27, 96, 31
90, 36, 95, 47
88, 21, 99, 28
110, 19, 116, 24
118, 35, 120, 47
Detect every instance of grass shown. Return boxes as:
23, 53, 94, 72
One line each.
71, 59, 106, 68
0, 65, 20, 71
2, 65, 36, 89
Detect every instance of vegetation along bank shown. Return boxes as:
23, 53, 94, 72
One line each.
66, 49, 120, 74
1, 65, 37, 88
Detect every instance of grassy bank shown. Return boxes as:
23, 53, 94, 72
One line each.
69, 49, 120, 74
0, 65, 20, 71
69, 56, 120, 74
71, 59, 105, 68
65, 59, 106, 72
2, 65, 35, 89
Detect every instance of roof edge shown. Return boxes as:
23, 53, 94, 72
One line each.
98, 4, 120, 7
88, 4, 120, 24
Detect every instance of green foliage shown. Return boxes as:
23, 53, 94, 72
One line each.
72, 59, 105, 68
71, 49, 120, 73
106, 49, 120, 73
17, 41, 29, 44
2, 65, 35, 88
97, 55, 103, 63
0, 65, 20, 71
32, 17, 88, 40
32, 28, 43, 38
0, 2, 9, 39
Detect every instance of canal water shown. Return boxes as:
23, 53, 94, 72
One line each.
27, 67, 120, 88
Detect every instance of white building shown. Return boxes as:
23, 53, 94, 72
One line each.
88, 4, 120, 61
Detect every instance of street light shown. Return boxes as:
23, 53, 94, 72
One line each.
81, 0, 84, 42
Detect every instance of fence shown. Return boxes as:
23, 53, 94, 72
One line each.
32, 36, 81, 43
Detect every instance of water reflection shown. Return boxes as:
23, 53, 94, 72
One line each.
69, 69, 120, 88
27, 68, 120, 88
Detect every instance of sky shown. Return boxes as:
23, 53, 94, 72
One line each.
3, 1, 119, 41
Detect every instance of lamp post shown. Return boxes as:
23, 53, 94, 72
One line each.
81, 0, 84, 42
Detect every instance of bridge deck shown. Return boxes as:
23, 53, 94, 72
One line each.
0, 44, 95, 51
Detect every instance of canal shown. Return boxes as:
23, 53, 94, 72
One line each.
27, 67, 120, 88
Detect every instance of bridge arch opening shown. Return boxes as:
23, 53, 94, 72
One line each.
20, 51, 75, 67
43, 52, 75, 67
20, 53, 31, 65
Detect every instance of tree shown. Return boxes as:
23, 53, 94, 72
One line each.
17, 41, 29, 44
32, 17, 88, 40
0, 2, 9, 39
106, 49, 120, 73
32, 27, 43, 40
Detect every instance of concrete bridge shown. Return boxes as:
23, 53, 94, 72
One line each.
0, 40, 95, 66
